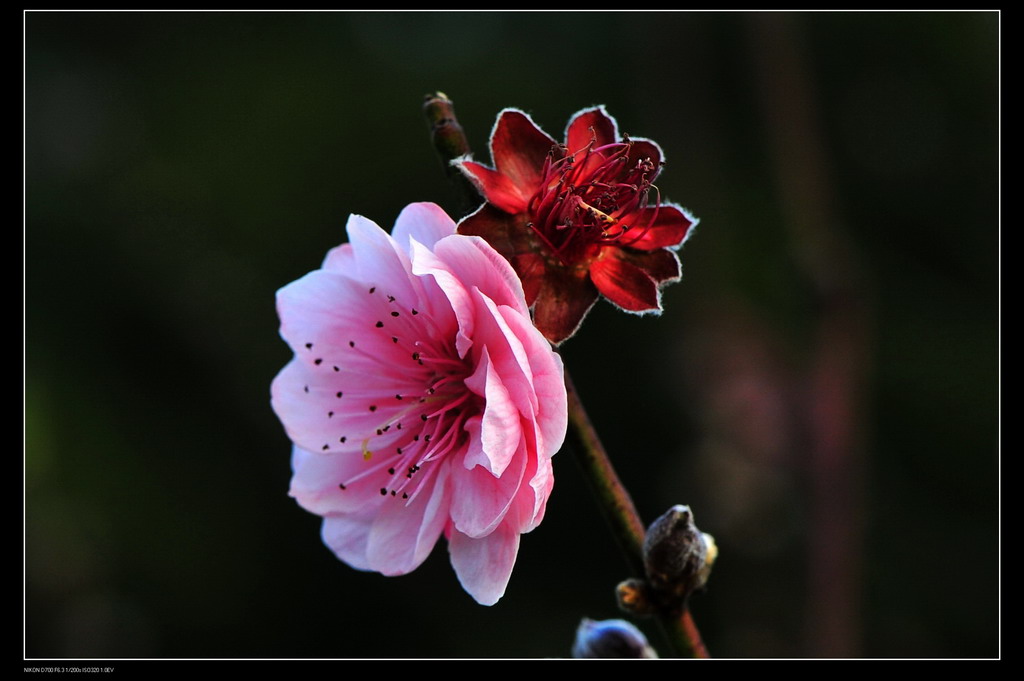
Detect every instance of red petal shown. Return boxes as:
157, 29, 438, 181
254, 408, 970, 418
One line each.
490, 110, 555, 196
457, 160, 531, 214
565, 106, 618, 154
615, 248, 681, 284
590, 252, 661, 313
620, 204, 695, 250
626, 138, 664, 180
531, 266, 600, 345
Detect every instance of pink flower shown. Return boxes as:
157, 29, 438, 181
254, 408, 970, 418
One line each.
271, 203, 567, 605
456, 106, 698, 345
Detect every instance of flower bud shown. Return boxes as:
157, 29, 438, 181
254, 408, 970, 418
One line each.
572, 618, 658, 659
615, 578, 656, 617
643, 505, 716, 607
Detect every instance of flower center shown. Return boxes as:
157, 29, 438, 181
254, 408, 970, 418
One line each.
526, 129, 663, 267
333, 286, 478, 504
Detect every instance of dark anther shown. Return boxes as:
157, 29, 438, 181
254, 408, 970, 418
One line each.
387, 295, 396, 302
376, 321, 384, 328
322, 444, 329, 451
340, 436, 347, 443
369, 405, 378, 412
336, 391, 343, 398
411, 309, 419, 315
349, 341, 356, 348
392, 337, 398, 343
388, 467, 395, 475
314, 358, 323, 365
380, 488, 387, 495
376, 429, 383, 436
338, 483, 346, 490
396, 394, 403, 400
420, 414, 428, 421
328, 411, 334, 418
304, 385, 309, 393
305, 343, 313, 349
333, 366, 340, 372
390, 490, 397, 496
391, 311, 400, 317
402, 493, 408, 499
369, 287, 376, 294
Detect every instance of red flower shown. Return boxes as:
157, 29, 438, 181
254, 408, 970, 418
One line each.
455, 106, 697, 344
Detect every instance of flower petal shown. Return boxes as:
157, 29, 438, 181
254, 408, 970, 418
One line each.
366, 461, 451, 575
345, 214, 421, 306
391, 201, 457, 253
565, 105, 619, 154
432, 234, 529, 315
489, 109, 555, 196
290, 445, 388, 516
462, 346, 521, 476
621, 203, 697, 251
590, 252, 662, 313
626, 137, 664, 176
496, 304, 567, 460
456, 159, 531, 215
531, 265, 600, 345
449, 522, 521, 606
322, 511, 376, 572
615, 247, 681, 285
449, 437, 527, 538
458, 206, 547, 306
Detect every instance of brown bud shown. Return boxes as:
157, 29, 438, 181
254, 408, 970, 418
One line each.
615, 578, 656, 617
642, 505, 716, 610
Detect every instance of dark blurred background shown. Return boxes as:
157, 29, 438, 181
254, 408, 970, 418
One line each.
25, 11, 998, 659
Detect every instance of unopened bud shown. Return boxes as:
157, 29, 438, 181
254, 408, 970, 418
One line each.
616, 578, 656, 617
571, 618, 658, 659
643, 505, 715, 609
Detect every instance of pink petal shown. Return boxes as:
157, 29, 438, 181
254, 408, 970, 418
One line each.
289, 445, 388, 516
322, 511, 377, 572
462, 347, 521, 476
390, 201, 457, 253
589, 253, 662, 313
469, 290, 538, 417
497, 305, 567, 460
499, 437, 554, 534
409, 240, 476, 357
432, 234, 529, 315
489, 109, 555, 196
565, 105, 619, 154
366, 461, 451, 575
345, 214, 420, 306
448, 522, 521, 606
449, 438, 527, 538
321, 242, 355, 272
